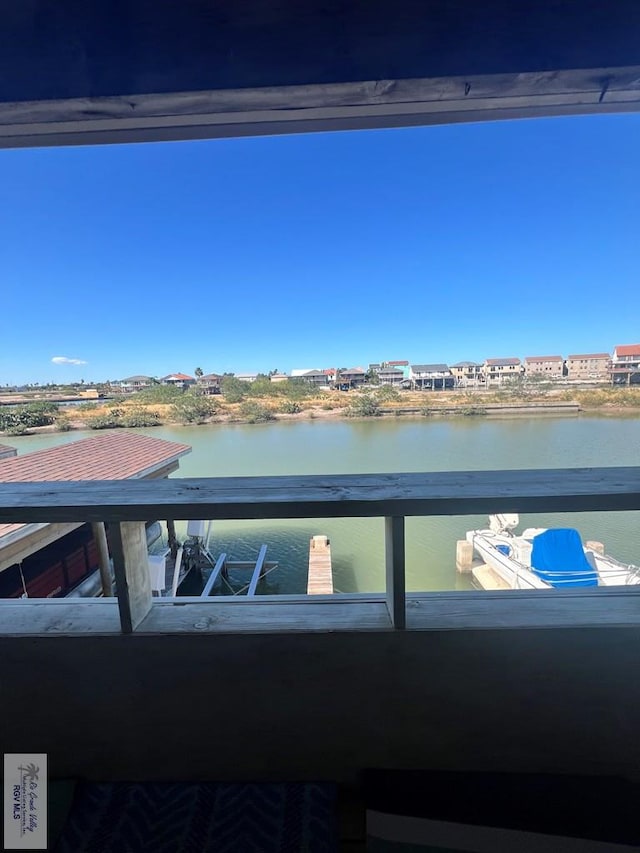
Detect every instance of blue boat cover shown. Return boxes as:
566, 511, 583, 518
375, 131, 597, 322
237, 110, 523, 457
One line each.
531, 528, 598, 588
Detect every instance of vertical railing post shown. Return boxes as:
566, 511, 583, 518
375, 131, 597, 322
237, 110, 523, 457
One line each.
91, 521, 113, 597
110, 522, 152, 634
385, 516, 406, 629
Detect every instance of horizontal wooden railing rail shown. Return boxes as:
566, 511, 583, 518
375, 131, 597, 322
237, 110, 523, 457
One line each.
1, 467, 640, 522
1, 467, 639, 634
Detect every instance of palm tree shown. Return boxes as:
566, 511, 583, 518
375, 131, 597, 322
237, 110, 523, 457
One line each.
195, 367, 204, 378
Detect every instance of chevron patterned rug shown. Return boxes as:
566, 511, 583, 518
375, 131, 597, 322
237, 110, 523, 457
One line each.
53, 781, 337, 852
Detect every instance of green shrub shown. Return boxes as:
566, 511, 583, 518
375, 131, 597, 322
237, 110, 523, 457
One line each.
5, 424, 30, 435
346, 396, 380, 417
221, 376, 250, 403
239, 401, 275, 423
134, 385, 183, 404
55, 417, 72, 431
88, 413, 122, 430
375, 385, 400, 402
77, 402, 99, 413
170, 396, 216, 424
120, 407, 162, 427
283, 378, 317, 401
0, 403, 56, 432
279, 400, 301, 414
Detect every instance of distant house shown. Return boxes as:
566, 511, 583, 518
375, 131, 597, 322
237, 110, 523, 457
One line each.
197, 373, 223, 395
338, 368, 366, 389
450, 361, 483, 387
410, 364, 454, 390
523, 356, 564, 379
382, 360, 411, 378
298, 370, 330, 386
483, 358, 522, 386
376, 368, 405, 386
115, 375, 153, 392
610, 344, 640, 385
235, 373, 259, 383
161, 373, 196, 389
269, 373, 290, 384
566, 353, 610, 382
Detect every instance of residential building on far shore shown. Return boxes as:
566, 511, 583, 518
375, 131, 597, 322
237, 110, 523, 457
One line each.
235, 373, 259, 383
483, 358, 522, 386
566, 353, 610, 381
376, 367, 405, 386
450, 362, 483, 387
196, 373, 223, 394
523, 355, 564, 379
382, 360, 411, 379
410, 364, 454, 390
269, 373, 290, 384
298, 370, 330, 386
610, 344, 640, 385
161, 373, 196, 389
338, 368, 366, 389
114, 375, 154, 392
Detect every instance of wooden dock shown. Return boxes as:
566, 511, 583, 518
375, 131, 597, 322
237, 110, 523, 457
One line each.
307, 535, 333, 595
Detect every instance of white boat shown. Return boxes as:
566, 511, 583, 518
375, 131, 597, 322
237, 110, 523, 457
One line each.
466, 514, 640, 589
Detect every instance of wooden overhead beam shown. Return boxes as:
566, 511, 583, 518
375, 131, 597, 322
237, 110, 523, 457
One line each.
1, 65, 639, 149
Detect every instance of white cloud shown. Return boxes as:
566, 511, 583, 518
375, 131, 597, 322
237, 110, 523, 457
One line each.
51, 356, 88, 366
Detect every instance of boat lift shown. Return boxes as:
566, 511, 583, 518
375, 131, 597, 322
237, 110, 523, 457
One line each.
148, 520, 278, 598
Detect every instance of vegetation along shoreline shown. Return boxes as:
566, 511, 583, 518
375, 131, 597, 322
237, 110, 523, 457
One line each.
1, 380, 639, 437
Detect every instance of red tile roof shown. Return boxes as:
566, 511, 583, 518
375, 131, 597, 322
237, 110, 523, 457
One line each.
0, 432, 191, 541
163, 372, 194, 380
614, 344, 640, 357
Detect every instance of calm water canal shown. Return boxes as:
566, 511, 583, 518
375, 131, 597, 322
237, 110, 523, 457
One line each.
9, 415, 640, 593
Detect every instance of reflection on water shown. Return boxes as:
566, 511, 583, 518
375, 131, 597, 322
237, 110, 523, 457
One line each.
8, 416, 640, 593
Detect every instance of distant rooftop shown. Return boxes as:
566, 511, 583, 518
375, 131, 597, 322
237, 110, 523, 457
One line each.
524, 355, 563, 362
120, 375, 153, 382
162, 373, 194, 381
412, 364, 450, 373
486, 358, 520, 366
451, 361, 480, 367
614, 344, 640, 357
567, 353, 610, 360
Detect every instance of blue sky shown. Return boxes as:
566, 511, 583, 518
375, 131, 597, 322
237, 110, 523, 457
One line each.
1, 113, 639, 385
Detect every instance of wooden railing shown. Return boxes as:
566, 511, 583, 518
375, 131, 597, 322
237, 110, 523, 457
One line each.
1, 467, 639, 634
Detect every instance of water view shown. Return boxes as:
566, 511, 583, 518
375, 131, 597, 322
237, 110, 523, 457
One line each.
9, 414, 639, 594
